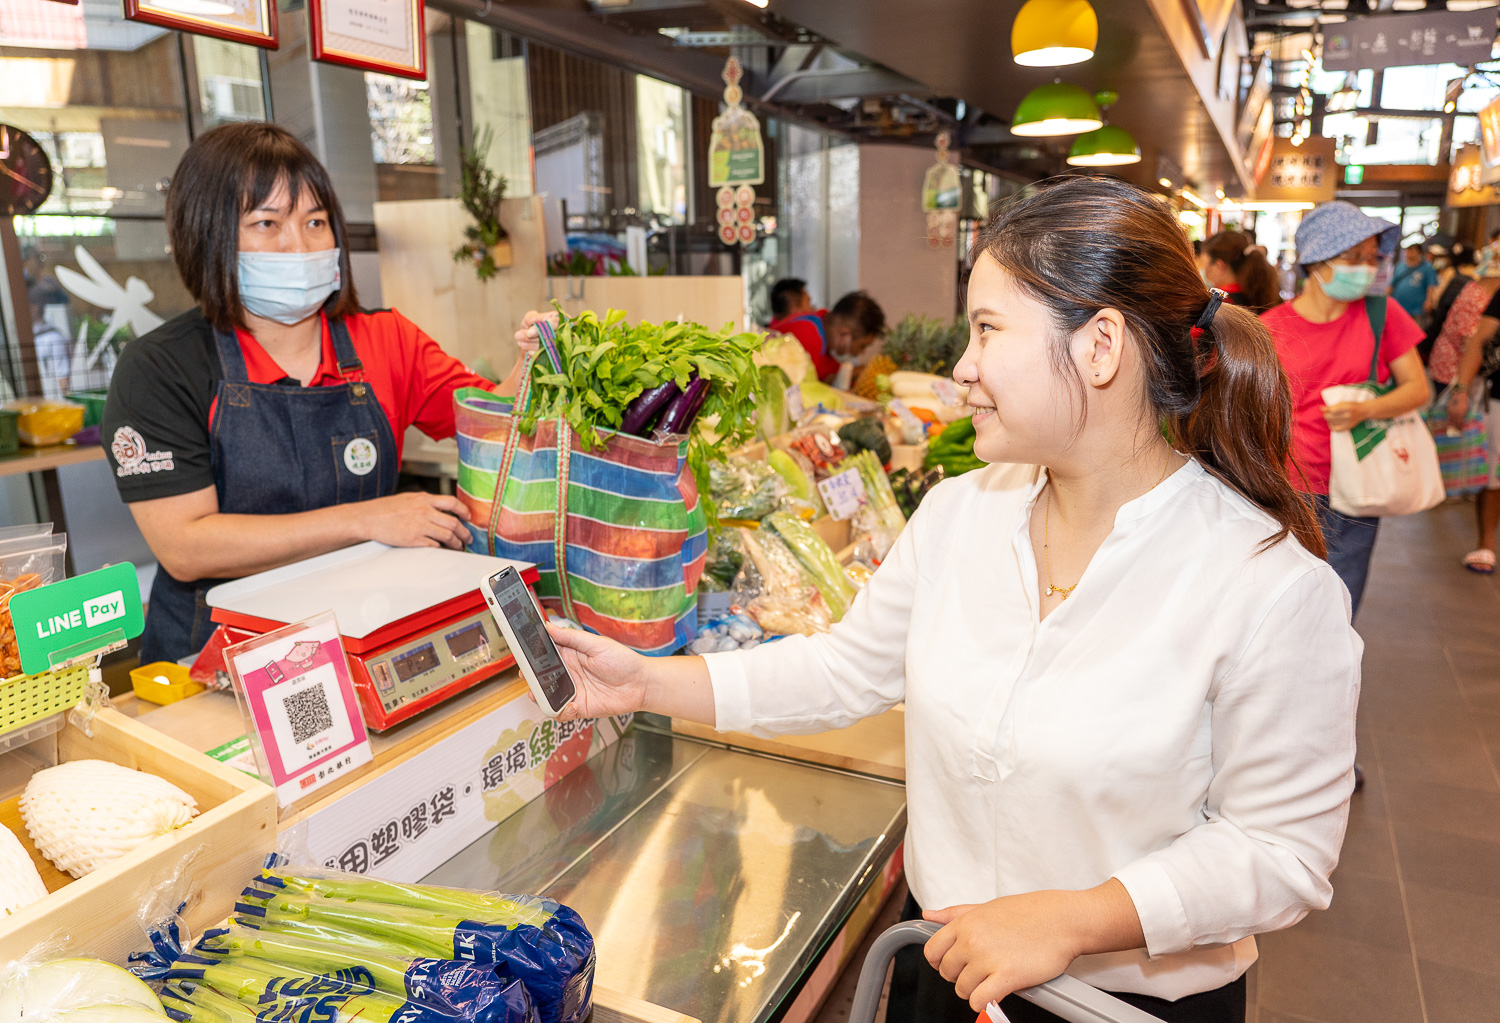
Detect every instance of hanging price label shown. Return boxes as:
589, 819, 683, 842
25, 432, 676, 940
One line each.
785, 384, 804, 422
817, 466, 868, 521
932, 378, 961, 406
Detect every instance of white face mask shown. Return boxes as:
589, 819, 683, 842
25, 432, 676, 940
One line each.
238, 248, 342, 325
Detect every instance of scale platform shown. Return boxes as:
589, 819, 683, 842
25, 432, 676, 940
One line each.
207, 543, 539, 731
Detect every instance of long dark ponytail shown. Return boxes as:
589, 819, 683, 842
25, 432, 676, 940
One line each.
977, 176, 1324, 558
1204, 230, 1281, 312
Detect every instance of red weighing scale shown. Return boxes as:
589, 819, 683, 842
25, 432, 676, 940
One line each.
206, 543, 539, 731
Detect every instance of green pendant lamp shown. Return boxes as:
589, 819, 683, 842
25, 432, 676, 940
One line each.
1066, 92, 1140, 166
1011, 82, 1102, 137
1012, 0, 1098, 66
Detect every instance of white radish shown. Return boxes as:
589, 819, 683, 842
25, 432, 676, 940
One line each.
20, 760, 197, 879
0, 957, 166, 1019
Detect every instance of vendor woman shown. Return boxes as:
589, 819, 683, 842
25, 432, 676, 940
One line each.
102, 122, 526, 664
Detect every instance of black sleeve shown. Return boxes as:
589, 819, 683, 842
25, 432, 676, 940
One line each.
101, 312, 219, 502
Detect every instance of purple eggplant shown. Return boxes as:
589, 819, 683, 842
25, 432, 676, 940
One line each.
621, 380, 680, 436
655, 375, 711, 435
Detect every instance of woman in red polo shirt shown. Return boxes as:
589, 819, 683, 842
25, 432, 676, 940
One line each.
102, 122, 525, 663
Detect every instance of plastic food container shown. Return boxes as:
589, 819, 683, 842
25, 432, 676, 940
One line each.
9, 401, 85, 447
130, 660, 205, 705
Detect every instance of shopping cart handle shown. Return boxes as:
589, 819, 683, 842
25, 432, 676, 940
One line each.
846, 921, 1164, 1023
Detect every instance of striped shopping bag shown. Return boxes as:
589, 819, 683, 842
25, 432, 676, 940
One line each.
453, 362, 707, 656
1422, 390, 1488, 498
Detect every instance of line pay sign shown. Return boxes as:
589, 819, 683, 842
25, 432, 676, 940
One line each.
10, 563, 144, 675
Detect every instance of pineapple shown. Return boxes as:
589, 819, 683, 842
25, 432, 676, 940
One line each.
854, 353, 897, 400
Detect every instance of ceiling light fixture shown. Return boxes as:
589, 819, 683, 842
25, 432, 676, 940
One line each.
1180, 187, 1208, 208
1235, 200, 1316, 212
1012, 0, 1097, 67
1066, 91, 1140, 166
1011, 82, 1102, 137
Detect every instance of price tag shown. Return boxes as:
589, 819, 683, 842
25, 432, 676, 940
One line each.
932, 378, 961, 406
785, 384, 804, 422
816, 466, 868, 521
225, 611, 373, 807
888, 399, 925, 444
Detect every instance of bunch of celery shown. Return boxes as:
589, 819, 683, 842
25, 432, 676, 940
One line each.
233, 868, 594, 1023
133, 862, 593, 1023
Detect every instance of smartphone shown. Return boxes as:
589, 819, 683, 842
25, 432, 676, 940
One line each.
480, 567, 577, 718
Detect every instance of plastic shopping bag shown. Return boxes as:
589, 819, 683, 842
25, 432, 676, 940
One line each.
1324, 382, 1444, 518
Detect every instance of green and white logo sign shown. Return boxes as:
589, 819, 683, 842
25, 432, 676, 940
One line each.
10, 562, 144, 675
344, 437, 377, 476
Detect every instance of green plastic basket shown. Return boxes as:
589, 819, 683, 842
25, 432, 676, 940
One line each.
0, 664, 91, 737
0, 409, 17, 457
65, 390, 109, 429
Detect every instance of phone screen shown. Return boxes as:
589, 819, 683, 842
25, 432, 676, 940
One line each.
488, 570, 575, 708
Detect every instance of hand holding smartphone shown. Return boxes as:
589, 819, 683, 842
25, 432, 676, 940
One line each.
481, 567, 577, 718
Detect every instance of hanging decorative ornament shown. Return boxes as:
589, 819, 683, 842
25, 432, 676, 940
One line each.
708, 57, 765, 247
922, 131, 961, 249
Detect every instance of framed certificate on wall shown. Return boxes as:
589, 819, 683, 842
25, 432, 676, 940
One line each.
123, 0, 278, 48
309, 0, 426, 81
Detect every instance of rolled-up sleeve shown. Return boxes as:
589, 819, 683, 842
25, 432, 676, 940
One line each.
706, 497, 927, 736
1112, 564, 1362, 957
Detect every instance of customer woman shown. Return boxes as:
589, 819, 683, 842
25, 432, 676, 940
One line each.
540, 177, 1361, 1023
1259, 202, 1430, 617
1420, 241, 1475, 364
1436, 286, 1500, 572
1420, 262, 1500, 511
1201, 229, 1282, 312
103, 122, 528, 663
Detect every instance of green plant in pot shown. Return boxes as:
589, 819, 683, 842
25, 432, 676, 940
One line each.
452, 126, 510, 280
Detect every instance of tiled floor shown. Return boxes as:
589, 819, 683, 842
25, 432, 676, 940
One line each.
814, 501, 1500, 1023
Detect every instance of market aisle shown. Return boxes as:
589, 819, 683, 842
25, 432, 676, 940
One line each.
813, 502, 1500, 1023
1252, 500, 1500, 1023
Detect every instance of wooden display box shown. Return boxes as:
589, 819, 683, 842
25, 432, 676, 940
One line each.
0, 708, 277, 964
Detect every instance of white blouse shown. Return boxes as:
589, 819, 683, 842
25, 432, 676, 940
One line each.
705, 460, 1361, 1001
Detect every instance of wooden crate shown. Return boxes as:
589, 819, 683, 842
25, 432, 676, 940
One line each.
0, 708, 277, 964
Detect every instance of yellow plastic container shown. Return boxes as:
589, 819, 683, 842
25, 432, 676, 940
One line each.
9, 401, 85, 447
130, 661, 204, 705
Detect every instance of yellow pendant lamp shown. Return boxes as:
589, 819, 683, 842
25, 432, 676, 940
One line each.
1012, 0, 1098, 67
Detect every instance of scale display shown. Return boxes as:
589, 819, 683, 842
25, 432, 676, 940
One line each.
360, 608, 509, 718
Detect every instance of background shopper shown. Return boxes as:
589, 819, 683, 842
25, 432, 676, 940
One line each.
1420, 264, 1500, 510
825, 290, 888, 392
1435, 287, 1500, 572
1202, 230, 1282, 312
543, 177, 1360, 1023
768, 277, 836, 382
1420, 241, 1475, 364
1260, 201, 1431, 617
1391, 243, 1438, 324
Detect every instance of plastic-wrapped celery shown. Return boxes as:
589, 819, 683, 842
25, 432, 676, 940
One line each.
196, 922, 528, 1022
239, 868, 592, 1023
165, 954, 536, 1023
761, 513, 857, 621
160, 982, 257, 1023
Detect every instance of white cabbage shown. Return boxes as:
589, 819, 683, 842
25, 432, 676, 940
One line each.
0, 822, 48, 917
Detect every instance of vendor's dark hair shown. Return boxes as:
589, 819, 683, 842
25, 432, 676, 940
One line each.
770, 278, 807, 319
828, 291, 886, 338
1203, 230, 1281, 313
976, 176, 1323, 558
166, 122, 359, 331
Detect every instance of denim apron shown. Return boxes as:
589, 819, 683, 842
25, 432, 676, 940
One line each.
140, 316, 399, 663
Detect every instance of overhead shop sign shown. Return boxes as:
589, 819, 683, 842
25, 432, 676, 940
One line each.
1256, 136, 1338, 203
1479, 95, 1500, 185
1449, 145, 1500, 208
1322, 9, 1496, 72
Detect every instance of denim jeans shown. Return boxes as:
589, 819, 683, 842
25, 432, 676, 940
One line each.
1312, 494, 1380, 618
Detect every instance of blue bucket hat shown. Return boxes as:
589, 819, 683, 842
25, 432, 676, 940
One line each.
1294, 201, 1399, 266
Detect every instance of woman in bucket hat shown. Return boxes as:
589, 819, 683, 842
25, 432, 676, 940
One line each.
1260, 201, 1432, 617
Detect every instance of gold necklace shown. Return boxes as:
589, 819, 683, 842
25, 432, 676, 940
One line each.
1044, 455, 1175, 601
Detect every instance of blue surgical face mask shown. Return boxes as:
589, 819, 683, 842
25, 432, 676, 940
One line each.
237, 248, 342, 325
1316, 262, 1377, 302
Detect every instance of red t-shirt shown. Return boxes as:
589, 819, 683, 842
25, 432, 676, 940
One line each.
769, 310, 838, 382
228, 310, 491, 463
1260, 297, 1422, 494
